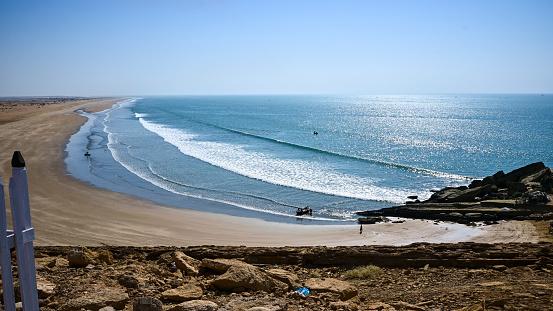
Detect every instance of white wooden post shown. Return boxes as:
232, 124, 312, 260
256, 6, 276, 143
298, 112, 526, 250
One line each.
0, 177, 16, 311
9, 151, 39, 311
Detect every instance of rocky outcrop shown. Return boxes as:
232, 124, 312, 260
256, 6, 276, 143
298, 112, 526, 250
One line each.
28, 245, 553, 310
358, 162, 553, 224
428, 162, 552, 204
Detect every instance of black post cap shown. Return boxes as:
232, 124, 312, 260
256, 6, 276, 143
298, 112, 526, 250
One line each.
11, 151, 26, 168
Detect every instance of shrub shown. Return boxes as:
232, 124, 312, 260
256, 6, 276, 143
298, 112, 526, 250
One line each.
343, 265, 383, 279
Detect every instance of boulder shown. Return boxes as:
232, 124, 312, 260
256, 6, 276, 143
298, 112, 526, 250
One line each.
502, 162, 546, 184
211, 264, 288, 293
167, 300, 218, 311
266, 268, 301, 288
200, 258, 250, 273
61, 285, 129, 310
358, 216, 388, 224
542, 174, 553, 193
132, 297, 163, 311
521, 191, 549, 204
430, 185, 493, 203
481, 176, 496, 186
67, 247, 94, 268
465, 212, 482, 219
468, 179, 482, 189
522, 168, 551, 184
118, 274, 140, 288
173, 251, 200, 276
304, 278, 357, 300
427, 187, 462, 202
161, 284, 203, 302
507, 182, 526, 196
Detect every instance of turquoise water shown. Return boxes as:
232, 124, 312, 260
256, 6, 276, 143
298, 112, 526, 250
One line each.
66, 95, 553, 222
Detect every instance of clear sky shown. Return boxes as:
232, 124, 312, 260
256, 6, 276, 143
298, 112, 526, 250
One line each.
1, 0, 552, 96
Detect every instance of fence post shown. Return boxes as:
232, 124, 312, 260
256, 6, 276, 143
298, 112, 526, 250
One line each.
9, 151, 39, 311
0, 177, 16, 311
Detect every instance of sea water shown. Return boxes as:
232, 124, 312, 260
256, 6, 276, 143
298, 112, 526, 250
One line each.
65, 95, 553, 223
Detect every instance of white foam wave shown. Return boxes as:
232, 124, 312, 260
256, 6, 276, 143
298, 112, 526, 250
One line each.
101, 102, 352, 221
138, 118, 414, 203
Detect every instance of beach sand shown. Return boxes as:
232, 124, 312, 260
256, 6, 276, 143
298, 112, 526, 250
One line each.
0, 98, 544, 246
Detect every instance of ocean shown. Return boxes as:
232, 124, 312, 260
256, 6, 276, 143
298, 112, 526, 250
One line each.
65, 95, 553, 223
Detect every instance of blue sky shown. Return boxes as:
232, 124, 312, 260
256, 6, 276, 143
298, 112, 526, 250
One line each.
1, 0, 552, 96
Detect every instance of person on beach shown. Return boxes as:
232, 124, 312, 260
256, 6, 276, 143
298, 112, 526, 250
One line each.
360, 224, 363, 235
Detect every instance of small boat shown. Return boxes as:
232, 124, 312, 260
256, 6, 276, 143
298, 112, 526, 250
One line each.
296, 207, 313, 216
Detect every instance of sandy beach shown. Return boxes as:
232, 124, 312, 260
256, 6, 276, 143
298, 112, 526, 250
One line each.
0, 98, 545, 246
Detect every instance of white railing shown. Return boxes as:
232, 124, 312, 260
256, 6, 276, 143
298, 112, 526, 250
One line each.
1, 151, 39, 311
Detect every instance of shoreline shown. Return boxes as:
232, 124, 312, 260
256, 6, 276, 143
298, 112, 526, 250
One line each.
0, 98, 546, 246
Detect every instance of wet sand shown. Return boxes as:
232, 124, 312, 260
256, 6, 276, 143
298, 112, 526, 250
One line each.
0, 98, 543, 246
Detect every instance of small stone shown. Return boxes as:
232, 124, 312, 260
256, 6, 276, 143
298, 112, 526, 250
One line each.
132, 297, 163, 311
67, 247, 94, 268
390, 301, 426, 311
173, 251, 200, 276
37, 276, 56, 298
46, 257, 69, 268
247, 307, 282, 311
330, 301, 358, 310
492, 265, 508, 271
61, 285, 129, 310
167, 300, 218, 311
478, 281, 505, 287
266, 268, 301, 288
161, 284, 203, 302
118, 274, 140, 288
304, 278, 357, 300
366, 302, 395, 311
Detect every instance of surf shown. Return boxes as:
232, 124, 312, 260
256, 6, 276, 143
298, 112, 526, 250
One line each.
137, 117, 415, 203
